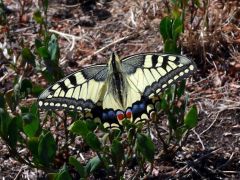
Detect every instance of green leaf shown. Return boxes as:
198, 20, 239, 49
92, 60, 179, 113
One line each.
168, 112, 177, 130
160, 16, 172, 42
22, 48, 36, 66
35, 39, 43, 49
160, 98, 168, 111
136, 133, 155, 162
172, 16, 183, 41
69, 120, 89, 138
85, 132, 102, 152
33, 10, 44, 24
176, 80, 186, 98
22, 113, 39, 137
184, 105, 198, 129
164, 39, 179, 54
47, 173, 58, 180
111, 139, 124, 167
28, 137, 39, 157
55, 165, 72, 180
85, 156, 101, 174
43, 0, 48, 13
69, 156, 85, 177
0, 108, 10, 138
20, 79, 32, 97
22, 103, 40, 137
8, 116, 21, 148
48, 34, 59, 63
85, 120, 98, 132
38, 131, 57, 166
37, 46, 50, 60
175, 126, 188, 141
32, 85, 44, 96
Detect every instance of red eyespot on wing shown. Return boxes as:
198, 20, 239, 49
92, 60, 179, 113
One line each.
117, 111, 125, 121
126, 109, 132, 119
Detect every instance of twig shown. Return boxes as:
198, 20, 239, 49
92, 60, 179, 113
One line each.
200, 111, 220, 135
217, 152, 235, 170
14, 167, 23, 180
194, 148, 221, 163
192, 129, 205, 150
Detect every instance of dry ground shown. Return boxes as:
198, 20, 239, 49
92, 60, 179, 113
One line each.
0, 0, 240, 179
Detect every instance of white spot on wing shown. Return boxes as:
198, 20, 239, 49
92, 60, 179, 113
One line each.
184, 69, 189, 73
52, 84, 60, 90
144, 55, 153, 68
103, 122, 110, 128
39, 101, 43, 106
156, 56, 163, 67
168, 56, 176, 61
189, 65, 194, 71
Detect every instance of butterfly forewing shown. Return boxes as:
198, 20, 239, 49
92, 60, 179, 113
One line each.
122, 53, 196, 98
38, 65, 108, 111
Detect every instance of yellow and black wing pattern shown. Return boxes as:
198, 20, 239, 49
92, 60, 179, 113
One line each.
38, 53, 196, 129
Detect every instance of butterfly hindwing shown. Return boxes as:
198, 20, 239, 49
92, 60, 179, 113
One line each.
38, 64, 108, 111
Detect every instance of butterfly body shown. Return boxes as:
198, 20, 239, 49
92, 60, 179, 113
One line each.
38, 53, 196, 128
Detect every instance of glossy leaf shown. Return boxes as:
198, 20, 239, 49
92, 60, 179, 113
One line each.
23, 114, 39, 137
85, 132, 102, 152
172, 16, 183, 41
32, 85, 44, 96
69, 156, 85, 177
28, 137, 39, 157
23, 103, 40, 137
164, 39, 179, 54
85, 156, 101, 174
37, 46, 50, 60
176, 80, 186, 98
55, 165, 72, 180
184, 105, 198, 129
38, 131, 57, 166
43, 0, 48, 13
111, 139, 124, 166
33, 10, 44, 24
22, 48, 36, 66
48, 34, 59, 63
69, 120, 89, 138
7, 116, 21, 148
136, 133, 155, 162
160, 16, 172, 42
0, 108, 10, 138
20, 79, 32, 97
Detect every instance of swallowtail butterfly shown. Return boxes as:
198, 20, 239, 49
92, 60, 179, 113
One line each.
38, 53, 196, 128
